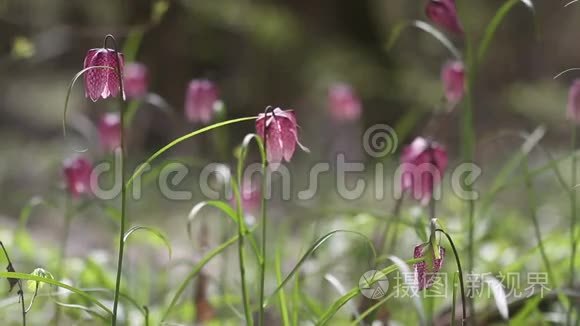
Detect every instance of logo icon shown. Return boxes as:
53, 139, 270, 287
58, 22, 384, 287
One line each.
359, 269, 389, 299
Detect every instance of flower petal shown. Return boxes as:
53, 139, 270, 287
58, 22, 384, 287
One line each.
84, 49, 107, 102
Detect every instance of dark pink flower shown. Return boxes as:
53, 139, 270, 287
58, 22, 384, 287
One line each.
328, 83, 362, 122
441, 60, 465, 105
567, 80, 580, 124
413, 243, 445, 290
256, 108, 308, 170
185, 79, 219, 123
98, 112, 121, 152
426, 0, 463, 35
400, 137, 448, 205
83, 48, 125, 102
123, 62, 149, 99
63, 156, 93, 198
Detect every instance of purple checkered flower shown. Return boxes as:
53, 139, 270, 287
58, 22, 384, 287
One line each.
413, 243, 445, 290
83, 48, 125, 102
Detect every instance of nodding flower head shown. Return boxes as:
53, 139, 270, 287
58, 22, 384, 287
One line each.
441, 60, 465, 105
185, 79, 219, 124
256, 108, 309, 170
123, 62, 149, 99
413, 243, 445, 290
63, 155, 93, 198
400, 137, 448, 205
328, 83, 362, 122
426, 0, 463, 35
567, 79, 580, 124
98, 112, 121, 152
83, 48, 125, 102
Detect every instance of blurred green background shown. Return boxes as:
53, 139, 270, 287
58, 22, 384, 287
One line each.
0, 1, 579, 323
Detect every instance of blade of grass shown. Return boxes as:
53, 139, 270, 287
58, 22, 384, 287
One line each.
386, 20, 462, 59
316, 258, 423, 325
477, 0, 536, 64
161, 232, 243, 322
262, 230, 376, 308
123, 225, 172, 259
0, 272, 112, 316
125, 116, 257, 190
275, 246, 290, 326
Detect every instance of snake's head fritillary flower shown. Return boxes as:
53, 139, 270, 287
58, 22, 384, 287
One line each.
98, 112, 121, 152
256, 108, 309, 170
328, 83, 362, 122
426, 0, 463, 35
400, 137, 448, 205
63, 155, 93, 198
185, 79, 219, 124
83, 48, 125, 102
413, 243, 445, 290
123, 62, 149, 99
441, 60, 465, 105
567, 80, 580, 124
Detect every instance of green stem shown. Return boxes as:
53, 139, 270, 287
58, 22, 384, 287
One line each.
53, 194, 73, 324
436, 229, 467, 324
258, 108, 270, 326
0, 242, 26, 326
108, 34, 127, 326
232, 180, 252, 325
523, 156, 556, 287
463, 34, 477, 326
568, 125, 578, 325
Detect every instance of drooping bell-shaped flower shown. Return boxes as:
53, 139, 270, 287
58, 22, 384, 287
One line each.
441, 60, 465, 105
123, 62, 149, 99
63, 155, 93, 198
98, 112, 121, 152
413, 243, 445, 290
83, 48, 125, 102
185, 79, 219, 123
567, 80, 580, 124
255, 108, 308, 169
328, 83, 362, 122
426, 0, 463, 35
400, 137, 448, 205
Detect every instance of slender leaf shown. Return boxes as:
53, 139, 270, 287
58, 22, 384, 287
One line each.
123, 225, 172, 260
387, 20, 461, 59
262, 230, 376, 308
483, 275, 509, 320
477, 0, 535, 63
0, 272, 112, 316
126, 116, 257, 189
161, 233, 241, 322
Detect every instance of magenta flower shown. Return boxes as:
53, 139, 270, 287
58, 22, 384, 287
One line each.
426, 0, 463, 35
567, 79, 580, 124
63, 155, 93, 198
123, 62, 149, 99
256, 108, 308, 169
98, 112, 121, 152
185, 79, 219, 123
400, 137, 448, 205
413, 243, 445, 290
441, 60, 465, 105
328, 83, 362, 122
83, 48, 125, 102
